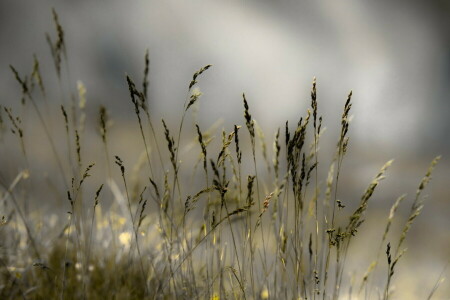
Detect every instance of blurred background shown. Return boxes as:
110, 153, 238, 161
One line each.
0, 0, 449, 298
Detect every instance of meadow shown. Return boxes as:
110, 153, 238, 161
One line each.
0, 9, 446, 300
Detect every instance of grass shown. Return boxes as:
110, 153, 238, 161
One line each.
0, 9, 445, 300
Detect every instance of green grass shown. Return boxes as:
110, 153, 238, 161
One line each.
0, 9, 445, 300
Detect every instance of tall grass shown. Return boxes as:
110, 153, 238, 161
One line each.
0, 9, 445, 300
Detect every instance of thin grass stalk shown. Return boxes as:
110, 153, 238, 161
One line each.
141, 49, 165, 171
31, 54, 50, 120
161, 67, 212, 290
311, 77, 321, 298
383, 243, 405, 300
173, 65, 212, 204
395, 156, 441, 256
362, 194, 406, 298
333, 159, 393, 300
192, 124, 216, 297
126, 75, 155, 180
3, 107, 28, 169
114, 156, 149, 296
61, 195, 74, 300
243, 94, 272, 294
60, 105, 74, 177
426, 262, 448, 300
83, 184, 103, 299
0, 172, 40, 261
218, 131, 247, 298
323, 91, 352, 300
10, 66, 69, 191
62, 163, 94, 300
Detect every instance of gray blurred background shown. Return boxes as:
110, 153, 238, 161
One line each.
0, 0, 449, 298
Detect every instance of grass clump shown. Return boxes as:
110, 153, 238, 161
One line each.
0, 9, 445, 300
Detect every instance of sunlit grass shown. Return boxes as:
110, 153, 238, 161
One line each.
0, 9, 445, 300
